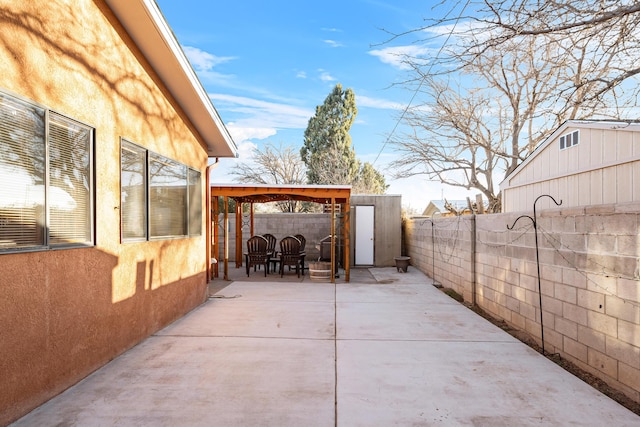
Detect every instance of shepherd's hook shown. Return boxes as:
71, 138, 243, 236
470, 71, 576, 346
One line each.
507, 194, 562, 355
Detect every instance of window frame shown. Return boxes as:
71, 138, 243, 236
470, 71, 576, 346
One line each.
0, 89, 95, 254
120, 139, 148, 242
120, 139, 203, 243
559, 130, 580, 150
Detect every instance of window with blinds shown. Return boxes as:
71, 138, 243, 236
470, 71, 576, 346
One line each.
149, 153, 187, 238
0, 90, 94, 253
120, 140, 202, 242
48, 114, 93, 246
121, 140, 147, 241
188, 168, 202, 236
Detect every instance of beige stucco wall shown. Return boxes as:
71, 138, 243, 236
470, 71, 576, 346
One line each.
406, 204, 640, 404
502, 125, 640, 212
0, 1, 211, 423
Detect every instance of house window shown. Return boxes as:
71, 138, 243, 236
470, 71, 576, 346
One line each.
149, 153, 187, 238
559, 130, 579, 150
120, 139, 202, 242
188, 168, 202, 236
121, 141, 147, 240
0, 90, 94, 253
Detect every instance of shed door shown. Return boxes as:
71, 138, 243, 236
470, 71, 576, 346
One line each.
355, 205, 374, 265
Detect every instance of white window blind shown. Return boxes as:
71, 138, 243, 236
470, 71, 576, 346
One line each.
121, 141, 147, 240
0, 93, 46, 249
48, 113, 93, 246
0, 91, 93, 253
149, 153, 187, 238
188, 168, 202, 236
120, 142, 202, 242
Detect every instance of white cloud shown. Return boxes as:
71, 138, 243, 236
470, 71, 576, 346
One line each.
324, 39, 344, 48
182, 46, 235, 72
210, 93, 313, 144
356, 94, 404, 110
318, 70, 336, 82
296, 70, 307, 79
368, 45, 431, 70
235, 140, 258, 160
226, 124, 277, 143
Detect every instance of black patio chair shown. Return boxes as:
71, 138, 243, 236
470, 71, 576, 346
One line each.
245, 235, 269, 277
294, 234, 306, 275
262, 233, 277, 256
262, 233, 278, 273
279, 235, 302, 278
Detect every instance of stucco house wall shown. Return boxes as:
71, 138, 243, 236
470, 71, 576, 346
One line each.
0, 1, 235, 424
500, 121, 640, 213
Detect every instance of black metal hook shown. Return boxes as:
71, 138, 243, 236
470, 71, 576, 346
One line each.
505, 194, 562, 356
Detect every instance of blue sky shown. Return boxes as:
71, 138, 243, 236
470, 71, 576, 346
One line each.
155, 0, 474, 212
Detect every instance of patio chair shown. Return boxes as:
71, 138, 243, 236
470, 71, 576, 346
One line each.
294, 234, 306, 275
262, 233, 278, 273
245, 235, 269, 277
279, 235, 302, 278
262, 233, 277, 257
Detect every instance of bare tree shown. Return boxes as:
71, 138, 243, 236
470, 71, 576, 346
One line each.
387, 0, 640, 212
230, 142, 308, 212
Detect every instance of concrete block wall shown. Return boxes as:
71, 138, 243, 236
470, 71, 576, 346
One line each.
406, 201, 640, 403
405, 216, 475, 302
215, 213, 332, 264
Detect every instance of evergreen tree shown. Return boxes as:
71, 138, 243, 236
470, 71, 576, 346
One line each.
301, 84, 359, 185
354, 162, 388, 194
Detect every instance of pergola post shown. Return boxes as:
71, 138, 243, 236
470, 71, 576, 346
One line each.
235, 201, 243, 268
212, 196, 220, 278
250, 203, 254, 236
330, 198, 336, 284
223, 196, 229, 281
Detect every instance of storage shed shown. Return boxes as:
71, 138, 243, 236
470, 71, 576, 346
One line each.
500, 120, 640, 212
350, 194, 402, 267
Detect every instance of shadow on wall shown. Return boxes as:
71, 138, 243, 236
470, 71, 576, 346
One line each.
1, 245, 206, 425
0, 2, 195, 159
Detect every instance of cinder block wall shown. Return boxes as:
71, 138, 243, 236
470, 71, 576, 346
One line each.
406, 202, 640, 403
405, 216, 475, 301
215, 213, 332, 263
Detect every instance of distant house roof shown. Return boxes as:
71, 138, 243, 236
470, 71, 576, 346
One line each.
421, 200, 469, 217
105, 0, 237, 158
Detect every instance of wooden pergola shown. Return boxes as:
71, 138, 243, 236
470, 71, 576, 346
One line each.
208, 184, 351, 283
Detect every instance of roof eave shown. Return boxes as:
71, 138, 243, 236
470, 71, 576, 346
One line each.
104, 0, 238, 158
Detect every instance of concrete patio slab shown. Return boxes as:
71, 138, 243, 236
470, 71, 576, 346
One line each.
337, 299, 518, 341
337, 339, 631, 426
209, 281, 336, 302
13, 336, 335, 427
157, 298, 335, 340
11, 267, 640, 426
